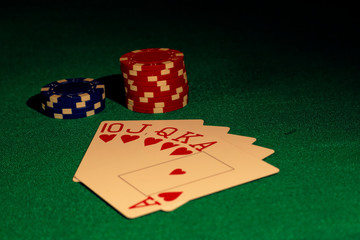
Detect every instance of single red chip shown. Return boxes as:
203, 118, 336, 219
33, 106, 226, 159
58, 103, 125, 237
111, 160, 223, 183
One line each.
125, 90, 188, 103
127, 94, 188, 108
124, 73, 187, 87
121, 63, 184, 77
122, 69, 186, 82
119, 48, 184, 71
127, 98, 188, 114
124, 79, 187, 92
125, 84, 189, 98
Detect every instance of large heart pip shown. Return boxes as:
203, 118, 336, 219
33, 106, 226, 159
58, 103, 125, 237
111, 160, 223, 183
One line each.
99, 134, 117, 143
161, 142, 179, 150
121, 134, 140, 144
170, 147, 192, 156
144, 137, 163, 146
158, 192, 183, 202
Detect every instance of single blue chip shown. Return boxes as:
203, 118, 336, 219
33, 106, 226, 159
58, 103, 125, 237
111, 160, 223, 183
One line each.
40, 78, 105, 104
40, 91, 105, 109
42, 102, 106, 119
41, 99, 105, 114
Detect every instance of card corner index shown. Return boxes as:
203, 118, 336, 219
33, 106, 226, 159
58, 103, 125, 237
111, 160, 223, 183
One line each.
123, 196, 163, 219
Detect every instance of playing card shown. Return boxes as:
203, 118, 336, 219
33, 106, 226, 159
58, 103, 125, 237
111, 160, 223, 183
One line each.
74, 121, 279, 218
73, 119, 204, 182
201, 126, 272, 159
203, 126, 256, 144
221, 135, 274, 159
225, 133, 256, 144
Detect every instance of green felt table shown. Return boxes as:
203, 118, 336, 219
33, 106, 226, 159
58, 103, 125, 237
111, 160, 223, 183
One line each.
1, 3, 359, 239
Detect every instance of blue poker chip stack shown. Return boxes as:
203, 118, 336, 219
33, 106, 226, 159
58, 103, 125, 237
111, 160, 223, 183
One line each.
39, 78, 106, 119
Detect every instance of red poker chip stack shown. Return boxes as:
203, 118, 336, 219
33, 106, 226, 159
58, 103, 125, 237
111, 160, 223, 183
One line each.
119, 48, 188, 114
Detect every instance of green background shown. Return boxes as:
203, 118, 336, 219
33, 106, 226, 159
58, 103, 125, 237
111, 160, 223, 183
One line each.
1, 2, 359, 239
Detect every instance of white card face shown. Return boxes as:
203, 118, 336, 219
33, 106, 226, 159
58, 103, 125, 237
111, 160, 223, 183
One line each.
202, 126, 256, 144
225, 133, 256, 144
202, 125, 230, 134
74, 121, 279, 219
119, 152, 233, 196
220, 135, 274, 159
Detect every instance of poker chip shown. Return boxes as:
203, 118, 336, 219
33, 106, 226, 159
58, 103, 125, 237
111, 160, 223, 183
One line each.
122, 69, 186, 82
42, 102, 106, 119
127, 94, 188, 108
120, 48, 189, 113
121, 66, 185, 80
41, 99, 105, 114
127, 98, 188, 114
41, 91, 106, 109
121, 63, 184, 77
125, 73, 187, 87
125, 90, 188, 103
125, 84, 189, 98
40, 78, 105, 104
124, 79, 187, 92
119, 48, 184, 71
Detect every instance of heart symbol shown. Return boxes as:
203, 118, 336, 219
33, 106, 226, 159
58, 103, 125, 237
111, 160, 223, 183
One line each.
170, 147, 192, 156
144, 137, 163, 146
99, 134, 116, 143
161, 142, 179, 150
158, 192, 182, 202
121, 134, 140, 144
170, 168, 186, 175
